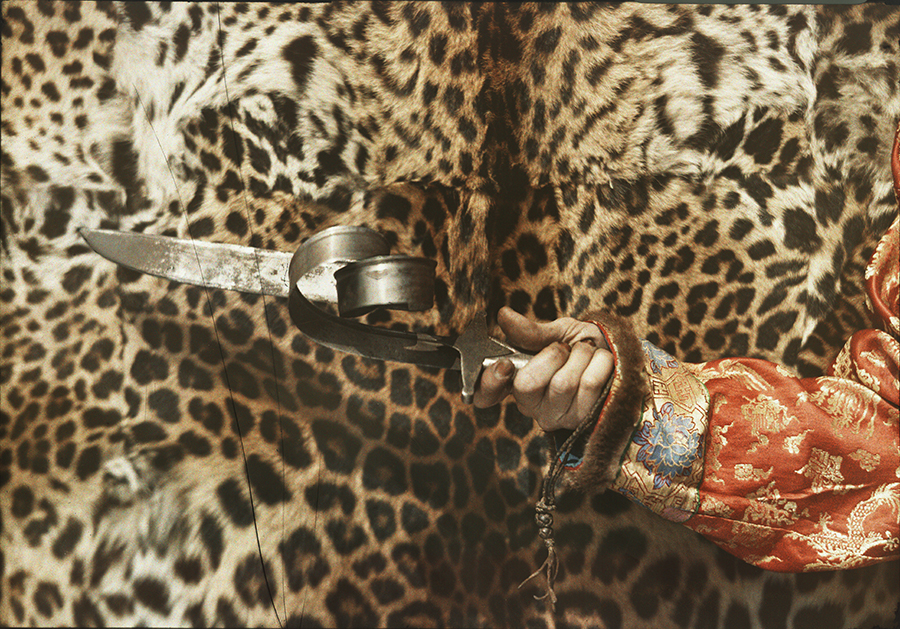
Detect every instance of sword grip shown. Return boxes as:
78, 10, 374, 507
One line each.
482, 352, 533, 372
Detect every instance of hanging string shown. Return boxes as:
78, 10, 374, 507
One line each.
518, 374, 615, 612
211, 4, 287, 625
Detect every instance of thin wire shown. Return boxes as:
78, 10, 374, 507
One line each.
130, 32, 282, 629
211, 6, 332, 626
212, 3, 286, 625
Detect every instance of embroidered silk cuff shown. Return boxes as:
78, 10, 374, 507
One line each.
610, 341, 710, 523
555, 310, 648, 493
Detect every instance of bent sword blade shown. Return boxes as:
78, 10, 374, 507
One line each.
78, 228, 301, 299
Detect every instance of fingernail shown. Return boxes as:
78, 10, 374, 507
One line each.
495, 359, 514, 379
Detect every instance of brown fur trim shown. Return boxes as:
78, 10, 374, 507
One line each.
560, 310, 649, 493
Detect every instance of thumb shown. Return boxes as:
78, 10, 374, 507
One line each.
496, 306, 567, 352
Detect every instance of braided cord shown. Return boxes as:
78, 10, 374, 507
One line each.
518, 374, 616, 611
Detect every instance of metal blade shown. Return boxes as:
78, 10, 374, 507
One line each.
79, 228, 300, 298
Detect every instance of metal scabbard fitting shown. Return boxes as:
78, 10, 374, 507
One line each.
286, 226, 460, 372
286, 225, 532, 403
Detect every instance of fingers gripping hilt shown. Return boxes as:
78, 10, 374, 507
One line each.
453, 315, 532, 404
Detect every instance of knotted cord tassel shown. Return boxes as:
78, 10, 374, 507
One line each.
518, 499, 559, 611
522, 373, 613, 613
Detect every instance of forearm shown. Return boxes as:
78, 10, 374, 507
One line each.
560, 315, 899, 571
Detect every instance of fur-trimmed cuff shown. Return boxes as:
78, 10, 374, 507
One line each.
558, 310, 648, 493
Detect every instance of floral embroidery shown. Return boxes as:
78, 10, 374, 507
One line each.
634, 402, 703, 489
741, 394, 796, 432
808, 380, 880, 438
728, 520, 777, 551
741, 394, 797, 453
700, 494, 734, 517
706, 420, 732, 485
641, 340, 679, 374
686, 360, 769, 391
782, 429, 811, 454
831, 343, 854, 379
614, 340, 709, 523
798, 448, 844, 491
744, 480, 807, 527
734, 463, 773, 481
849, 448, 881, 472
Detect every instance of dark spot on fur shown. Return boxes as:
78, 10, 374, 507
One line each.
200, 513, 224, 569
793, 603, 845, 629
27, 164, 50, 182
782, 208, 820, 252
366, 498, 397, 541
745, 117, 783, 164
173, 23, 190, 62
592, 526, 647, 584
214, 597, 243, 626
132, 420, 167, 443
312, 418, 362, 474
304, 481, 356, 515
123, 1, 152, 31
33, 582, 64, 618
690, 31, 725, 89
133, 577, 170, 615
73, 593, 104, 626
225, 211, 248, 237
148, 388, 180, 423
376, 192, 412, 223
217, 478, 254, 527
75, 445, 101, 480
45, 30, 70, 57
410, 462, 451, 509
836, 22, 871, 55
429, 33, 447, 65
630, 555, 681, 618
131, 350, 169, 384
247, 454, 291, 504
11, 485, 34, 518
234, 553, 271, 608
535, 26, 562, 55
283, 36, 318, 93
78, 406, 120, 431
326, 578, 378, 627
326, 519, 369, 555
363, 447, 407, 495
748, 239, 776, 260
174, 556, 203, 584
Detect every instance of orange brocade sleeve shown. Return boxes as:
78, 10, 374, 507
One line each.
610, 218, 899, 572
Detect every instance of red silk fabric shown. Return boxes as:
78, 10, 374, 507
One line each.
678, 224, 899, 571
585, 127, 900, 572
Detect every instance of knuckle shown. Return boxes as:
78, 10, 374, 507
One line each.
515, 372, 543, 395
581, 373, 606, 391
543, 342, 568, 358
548, 374, 577, 398
554, 412, 577, 432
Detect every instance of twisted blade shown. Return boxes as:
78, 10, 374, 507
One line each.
79, 228, 297, 298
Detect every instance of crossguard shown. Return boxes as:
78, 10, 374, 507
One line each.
453, 315, 531, 403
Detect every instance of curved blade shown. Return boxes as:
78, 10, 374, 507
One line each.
79, 228, 296, 298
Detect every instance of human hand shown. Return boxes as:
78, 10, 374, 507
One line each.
473, 307, 615, 432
